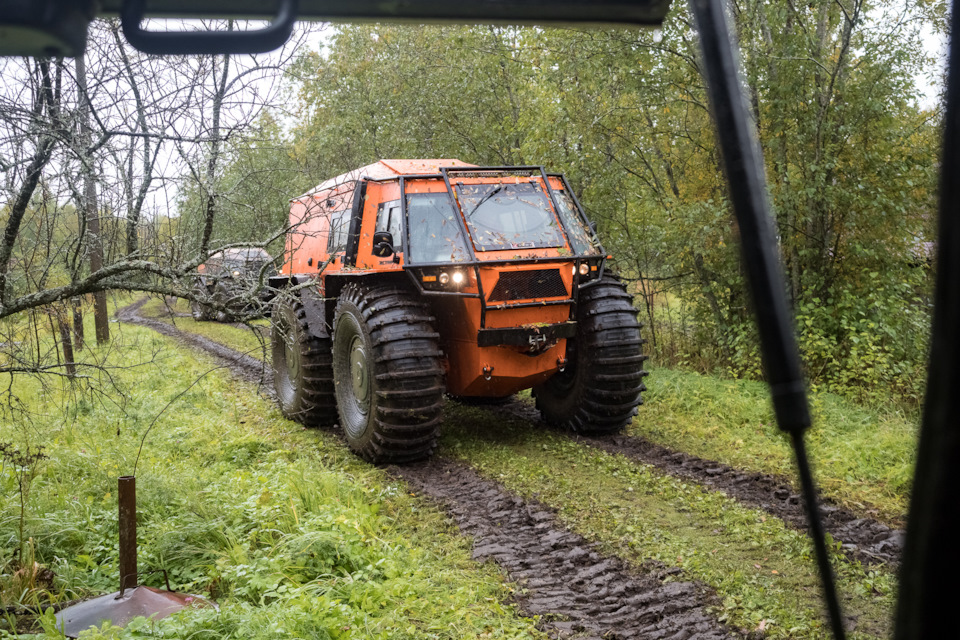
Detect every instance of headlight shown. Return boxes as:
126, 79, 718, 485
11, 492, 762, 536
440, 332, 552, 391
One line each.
419, 268, 471, 290
232, 270, 241, 277
578, 263, 589, 276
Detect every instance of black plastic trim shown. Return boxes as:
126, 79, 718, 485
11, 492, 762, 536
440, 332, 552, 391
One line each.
477, 321, 577, 347
101, 1, 670, 27
344, 179, 367, 267
120, 0, 298, 55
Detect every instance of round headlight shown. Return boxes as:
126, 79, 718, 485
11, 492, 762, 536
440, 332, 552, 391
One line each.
232, 270, 241, 277
438, 272, 450, 285
579, 263, 590, 276
571, 265, 577, 276
451, 271, 464, 284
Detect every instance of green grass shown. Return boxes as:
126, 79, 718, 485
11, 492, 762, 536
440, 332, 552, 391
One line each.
0, 323, 544, 639
441, 403, 895, 640
636, 366, 917, 525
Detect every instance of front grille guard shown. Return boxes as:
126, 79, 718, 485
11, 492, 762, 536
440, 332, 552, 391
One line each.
487, 269, 568, 302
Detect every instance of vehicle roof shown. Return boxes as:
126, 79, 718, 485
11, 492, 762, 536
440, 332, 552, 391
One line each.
295, 159, 475, 202
208, 248, 272, 261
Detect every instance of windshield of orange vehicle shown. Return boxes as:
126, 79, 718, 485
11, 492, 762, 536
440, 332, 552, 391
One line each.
457, 182, 566, 251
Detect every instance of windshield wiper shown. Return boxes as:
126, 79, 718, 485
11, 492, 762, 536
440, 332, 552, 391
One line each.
466, 184, 504, 217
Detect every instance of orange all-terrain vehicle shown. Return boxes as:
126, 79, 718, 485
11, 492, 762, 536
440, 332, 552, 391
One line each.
269, 159, 648, 462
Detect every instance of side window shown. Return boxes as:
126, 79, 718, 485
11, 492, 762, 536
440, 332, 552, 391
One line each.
327, 210, 349, 254
375, 199, 403, 253
406, 193, 471, 263
555, 191, 602, 255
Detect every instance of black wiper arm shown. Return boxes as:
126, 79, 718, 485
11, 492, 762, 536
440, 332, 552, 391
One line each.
689, 1, 844, 638
467, 184, 504, 218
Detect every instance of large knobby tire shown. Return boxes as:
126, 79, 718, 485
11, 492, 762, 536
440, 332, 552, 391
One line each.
212, 285, 231, 323
190, 298, 212, 321
332, 284, 444, 463
271, 295, 337, 426
533, 273, 648, 434
191, 280, 213, 321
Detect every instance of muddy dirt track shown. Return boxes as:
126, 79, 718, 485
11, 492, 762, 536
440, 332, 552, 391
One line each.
492, 401, 904, 567
119, 298, 900, 637
117, 299, 271, 390
394, 459, 736, 639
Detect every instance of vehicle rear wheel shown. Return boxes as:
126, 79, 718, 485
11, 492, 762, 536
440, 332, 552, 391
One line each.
533, 273, 648, 434
191, 280, 213, 321
332, 284, 444, 463
271, 294, 337, 426
190, 298, 212, 321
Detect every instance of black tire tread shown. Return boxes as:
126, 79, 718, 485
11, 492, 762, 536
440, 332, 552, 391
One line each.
272, 295, 337, 426
533, 273, 648, 434
334, 284, 444, 463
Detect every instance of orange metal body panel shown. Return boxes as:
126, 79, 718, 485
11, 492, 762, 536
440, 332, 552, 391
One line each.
284, 183, 356, 284
403, 178, 448, 195
356, 181, 404, 271
445, 262, 572, 396
432, 296, 568, 396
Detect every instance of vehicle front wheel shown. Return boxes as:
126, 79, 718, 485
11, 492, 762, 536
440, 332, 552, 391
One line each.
533, 273, 648, 434
332, 284, 444, 463
212, 285, 233, 323
190, 281, 214, 321
271, 294, 336, 426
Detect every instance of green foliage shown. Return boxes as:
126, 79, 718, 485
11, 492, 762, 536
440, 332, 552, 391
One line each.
0, 323, 544, 639
288, 25, 535, 173
243, 2, 939, 407
795, 270, 931, 406
177, 111, 308, 254
637, 366, 917, 522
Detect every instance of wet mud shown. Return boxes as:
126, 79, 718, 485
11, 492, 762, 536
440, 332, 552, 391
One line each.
492, 400, 904, 567
393, 458, 738, 640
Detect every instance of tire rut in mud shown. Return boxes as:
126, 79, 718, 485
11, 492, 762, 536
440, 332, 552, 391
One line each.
392, 458, 738, 640
116, 299, 270, 390
490, 400, 903, 568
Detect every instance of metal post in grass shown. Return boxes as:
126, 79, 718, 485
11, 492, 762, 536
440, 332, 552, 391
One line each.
118, 476, 136, 593
56, 474, 213, 636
